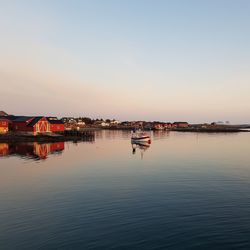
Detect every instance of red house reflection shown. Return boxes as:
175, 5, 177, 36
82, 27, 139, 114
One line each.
0, 143, 9, 156
0, 142, 65, 160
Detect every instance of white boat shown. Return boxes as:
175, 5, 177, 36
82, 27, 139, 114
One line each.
131, 131, 151, 142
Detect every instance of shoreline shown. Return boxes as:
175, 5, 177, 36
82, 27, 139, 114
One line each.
170, 128, 249, 133
0, 127, 249, 143
0, 132, 95, 143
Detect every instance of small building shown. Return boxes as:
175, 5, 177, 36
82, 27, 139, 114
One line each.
62, 117, 76, 124
110, 120, 120, 125
153, 123, 164, 130
173, 122, 189, 128
164, 123, 172, 129
94, 120, 109, 127
77, 121, 86, 126
0, 118, 9, 134
47, 117, 65, 133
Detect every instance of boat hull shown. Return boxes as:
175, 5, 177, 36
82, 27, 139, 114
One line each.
131, 136, 151, 142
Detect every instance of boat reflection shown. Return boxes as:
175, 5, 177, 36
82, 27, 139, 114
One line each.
0, 142, 65, 161
132, 141, 151, 159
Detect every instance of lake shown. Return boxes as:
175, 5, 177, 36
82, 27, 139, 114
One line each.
1, 130, 250, 249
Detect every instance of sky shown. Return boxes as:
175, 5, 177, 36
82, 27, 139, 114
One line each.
0, 0, 250, 123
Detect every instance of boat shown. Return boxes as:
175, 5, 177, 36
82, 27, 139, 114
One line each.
131, 130, 151, 143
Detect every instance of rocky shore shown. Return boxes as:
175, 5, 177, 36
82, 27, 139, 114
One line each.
0, 131, 95, 143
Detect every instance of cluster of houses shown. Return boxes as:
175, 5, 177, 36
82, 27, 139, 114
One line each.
61, 117, 189, 130
120, 121, 189, 130
0, 110, 191, 135
62, 117, 120, 129
0, 111, 64, 135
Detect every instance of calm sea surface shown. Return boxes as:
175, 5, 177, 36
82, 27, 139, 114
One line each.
1, 130, 250, 250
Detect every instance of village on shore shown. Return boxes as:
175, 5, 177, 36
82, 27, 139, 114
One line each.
0, 110, 248, 139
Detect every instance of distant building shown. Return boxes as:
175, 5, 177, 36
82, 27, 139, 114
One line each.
110, 120, 120, 125
76, 120, 86, 126
212, 121, 230, 126
173, 122, 189, 128
0, 118, 9, 134
164, 123, 172, 129
62, 117, 76, 124
94, 120, 109, 127
153, 123, 164, 130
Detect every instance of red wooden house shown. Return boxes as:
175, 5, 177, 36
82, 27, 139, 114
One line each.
12, 116, 50, 135
47, 117, 65, 133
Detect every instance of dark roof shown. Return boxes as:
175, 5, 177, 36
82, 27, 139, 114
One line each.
0, 111, 8, 116
5, 115, 18, 121
27, 117, 44, 127
12, 116, 34, 122
0, 115, 16, 121
48, 120, 64, 124
46, 117, 64, 124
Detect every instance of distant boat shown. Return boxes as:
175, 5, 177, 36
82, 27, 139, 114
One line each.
131, 130, 151, 143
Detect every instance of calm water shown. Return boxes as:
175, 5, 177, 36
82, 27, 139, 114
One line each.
1, 130, 250, 249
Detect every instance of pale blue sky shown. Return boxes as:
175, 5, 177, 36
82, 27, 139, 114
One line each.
0, 0, 250, 123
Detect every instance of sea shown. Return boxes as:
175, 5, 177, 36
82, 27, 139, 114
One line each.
1, 130, 250, 249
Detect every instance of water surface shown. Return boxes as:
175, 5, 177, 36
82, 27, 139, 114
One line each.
1, 131, 250, 249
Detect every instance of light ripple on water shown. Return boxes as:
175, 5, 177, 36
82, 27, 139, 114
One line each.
1, 131, 250, 249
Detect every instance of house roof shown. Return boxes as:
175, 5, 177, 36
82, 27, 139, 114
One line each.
12, 116, 34, 122
173, 122, 189, 124
27, 117, 44, 127
47, 118, 64, 124
0, 111, 8, 116
5, 115, 17, 121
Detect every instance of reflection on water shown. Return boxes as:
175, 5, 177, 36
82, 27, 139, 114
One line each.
152, 130, 170, 140
0, 142, 65, 160
95, 129, 132, 140
1, 130, 250, 249
132, 141, 151, 159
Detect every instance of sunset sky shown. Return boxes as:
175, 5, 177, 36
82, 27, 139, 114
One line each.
0, 0, 250, 123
